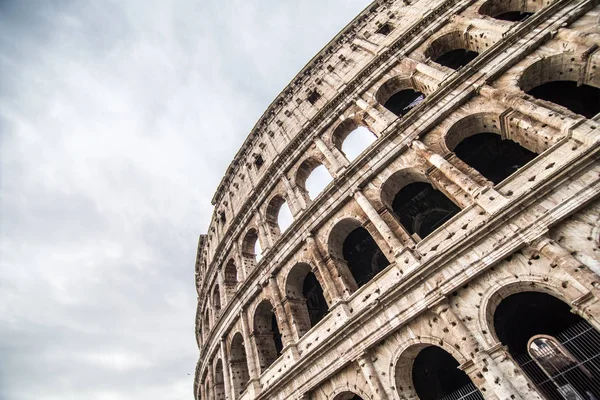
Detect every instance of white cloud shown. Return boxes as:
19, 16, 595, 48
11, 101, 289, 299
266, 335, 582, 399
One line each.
0, 0, 370, 399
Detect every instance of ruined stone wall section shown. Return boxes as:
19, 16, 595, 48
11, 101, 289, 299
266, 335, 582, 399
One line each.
194, 0, 600, 398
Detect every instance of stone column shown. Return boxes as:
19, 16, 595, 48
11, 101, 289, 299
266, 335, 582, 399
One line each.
255, 212, 273, 251
353, 190, 404, 255
358, 350, 389, 399
281, 175, 305, 216
220, 337, 233, 400
356, 98, 389, 135
240, 309, 261, 383
217, 267, 227, 308
411, 140, 483, 198
306, 235, 344, 304
207, 362, 215, 400
315, 137, 344, 176
269, 275, 298, 351
433, 300, 528, 400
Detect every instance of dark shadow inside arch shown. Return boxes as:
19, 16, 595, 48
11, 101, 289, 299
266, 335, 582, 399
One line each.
271, 314, 283, 355
383, 89, 425, 117
527, 81, 600, 119
342, 227, 390, 288
333, 393, 364, 400
434, 49, 479, 70
494, 291, 600, 399
303, 272, 328, 327
392, 182, 460, 239
230, 333, 250, 397
412, 346, 482, 400
254, 301, 283, 372
494, 11, 533, 21
454, 133, 537, 184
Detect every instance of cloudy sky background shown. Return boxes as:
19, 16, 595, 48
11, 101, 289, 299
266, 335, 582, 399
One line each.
0, 1, 370, 399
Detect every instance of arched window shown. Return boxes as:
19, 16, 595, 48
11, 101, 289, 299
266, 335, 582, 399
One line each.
478, 0, 543, 21
375, 77, 425, 117
224, 259, 238, 299
425, 31, 479, 70
333, 392, 364, 400
381, 171, 460, 241
296, 157, 334, 200
493, 291, 600, 399
213, 285, 221, 317
230, 332, 250, 398
328, 218, 390, 291
285, 263, 329, 338
332, 120, 377, 162
265, 195, 294, 237
253, 300, 283, 372
214, 359, 226, 399
412, 346, 483, 400
519, 55, 600, 119
241, 228, 262, 271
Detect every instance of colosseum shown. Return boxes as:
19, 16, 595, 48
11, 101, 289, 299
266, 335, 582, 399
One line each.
193, 0, 600, 399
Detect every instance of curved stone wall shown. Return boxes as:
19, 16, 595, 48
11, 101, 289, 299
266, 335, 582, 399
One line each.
194, 0, 600, 399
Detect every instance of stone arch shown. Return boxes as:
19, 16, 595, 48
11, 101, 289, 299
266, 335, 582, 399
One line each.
330, 119, 377, 162
330, 390, 370, 400
224, 258, 238, 299
241, 227, 262, 272
478, 0, 546, 21
229, 331, 250, 398
393, 336, 479, 400
212, 284, 221, 317
214, 358, 226, 400
375, 76, 426, 117
252, 298, 284, 372
265, 193, 293, 237
380, 168, 460, 240
295, 156, 334, 200
444, 112, 538, 185
424, 30, 480, 70
327, 216, 390, 292
284, 262, 329, 338
488, 285, 600, 399
518, 53, 600, 118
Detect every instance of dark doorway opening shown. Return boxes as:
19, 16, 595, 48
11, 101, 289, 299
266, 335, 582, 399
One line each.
494, 11, 533, 21
271, 313, 283, 356
434, 49, 479, 70
383, 89, 425, 117
413, 346, 483, 400
303, 272, 328, 326
342, 227, 389, 288
527, 81, 600, 119
453, 133, 537, 184
392, 182, 460, 239
494, 291, 600, 399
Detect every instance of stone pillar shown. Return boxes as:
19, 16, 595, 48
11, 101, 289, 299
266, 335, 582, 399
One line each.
255, 212, 273, 251
358, 350, 389, 399
269, 275, 298, 352
356, 98, 389, 135
282, 175, 305, 216
306, 235, 345, 304
207, 362, 215, 400
433, 300, 527, 400
411, 140, 483, 198
315, 137, 344, 176
220, 337, 233, 400
240, 309, 261, 383
217, 267, 226, 308
353, 190, 404, 256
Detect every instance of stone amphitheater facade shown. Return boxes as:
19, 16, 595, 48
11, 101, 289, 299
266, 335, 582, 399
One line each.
193, 0, 600, 399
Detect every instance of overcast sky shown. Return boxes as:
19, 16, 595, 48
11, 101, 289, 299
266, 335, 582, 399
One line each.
0, 1, 370, 399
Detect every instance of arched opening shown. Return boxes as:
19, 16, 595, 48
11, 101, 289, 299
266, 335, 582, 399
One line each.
332, 119, 377, 162
453, 133, 537, 184
253, 299, 283, 372
375, 76, 425, 117
204, 310, 210, 334
230, 332, 250, 398
425, 31, 479, 70
224, 259, 238, 299
478, 0, 542, 21
328, 218, 390, 291
296, 158, 334, 200
493, 291, 600, 398
241, 228, 262, 270
266, 195, 294, 237
381, 171, 460, 241
333, 392, 364, 400
412, 346, 483, 400
285, 263, 329, 338
214, 359, 226, 400
213, 285, 221, 316
519, 55, 600, 119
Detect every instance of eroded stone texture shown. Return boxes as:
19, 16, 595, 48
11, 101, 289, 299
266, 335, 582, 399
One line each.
193, 0, 600, 399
